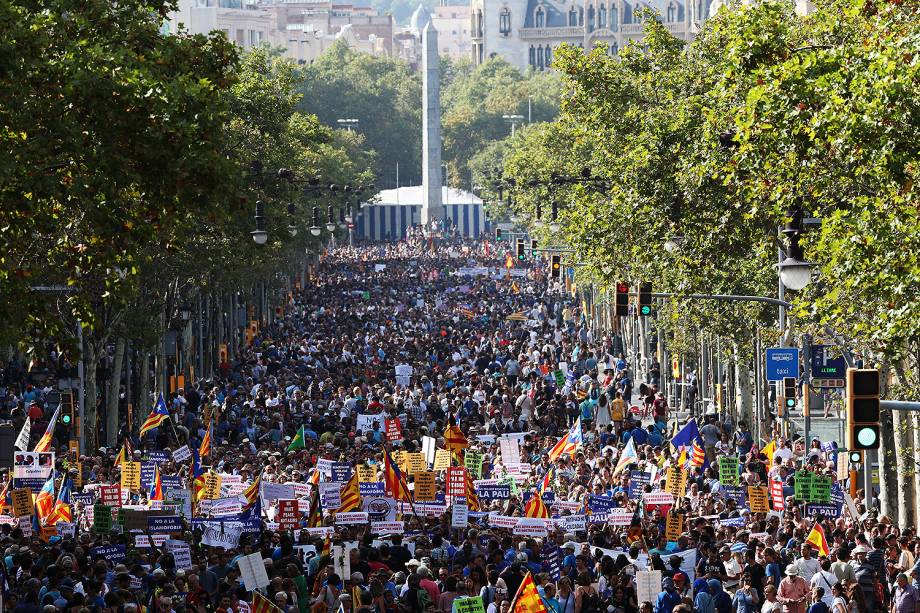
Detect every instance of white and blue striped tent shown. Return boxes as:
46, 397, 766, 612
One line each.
356, 186, 488, 241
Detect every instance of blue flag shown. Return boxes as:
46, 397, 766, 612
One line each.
670, 418, 701, 449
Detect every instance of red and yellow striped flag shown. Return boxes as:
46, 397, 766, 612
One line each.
523, 490, 549, 519
510, 572, 548, 613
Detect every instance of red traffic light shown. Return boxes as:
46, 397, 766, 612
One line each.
616, 282, 628, 293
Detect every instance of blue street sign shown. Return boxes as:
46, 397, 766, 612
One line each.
810, 345, 847, 380
766, 347, 799, 381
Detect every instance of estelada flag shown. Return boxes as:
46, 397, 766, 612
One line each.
805, 522, 829, 556
139, 393, 170, 436
547, 418, 582, 462
509, 571, 548, 613
32, 405, 60, 453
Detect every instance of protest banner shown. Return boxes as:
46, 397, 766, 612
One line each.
452, 500, 469, 528
11, 489, 32, 518
453, 597, 486, 613
406, 453, 426, 475
810, 475, 832, 503
665, 467, 688, 497
319, 483, 343, 510
93, 504, 112, 534
278, 500, 299, 530
331, 463, 352, 483
794, 471, 812, 502
335, 512, 369, 525
628, 471, 651, 500
371, 521, 404, 535
476, 484, 510, 501
665, 511, 683, 541
99, 484, 122, 507
120, 462, 141, 491
171, 445, 192, 463
357, 465, 377, 483
446, 467, 466, 497
464, 451, 484, 478
499, 437, 520, 466
200, 521, 244, 549
385, 418, 403, 442
514, 517, 549, 537
433, 449, 451, 471
238, 552, 271, 591
636, 571, 663, 606
148, 515, 183, 533
202, 473, 222, 500
91, 544, 126, 563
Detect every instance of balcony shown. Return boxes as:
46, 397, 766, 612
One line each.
518, 26, 583, 39
620, 22, 686, 34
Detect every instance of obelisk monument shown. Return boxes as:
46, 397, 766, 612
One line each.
420, 20, 444, 226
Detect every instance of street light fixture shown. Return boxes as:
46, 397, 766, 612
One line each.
776, 203, 812, 290
502, 113, 524, 136
337, 118, 359, 132
325, 205, 337, 232
310, 206, 321, 237
251, 200, 268, 245
287, 202, 298, 236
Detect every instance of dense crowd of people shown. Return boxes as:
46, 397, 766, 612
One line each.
0, 234, 909, 613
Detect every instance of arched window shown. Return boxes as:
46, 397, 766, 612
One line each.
578, 6, 584, 25
544, 45, 552, 67
569, 7, 578, 25
611, 5, 618, 27
529, 45, 536, 67
535, 6, 544, 27
587, 5, 595, 30
610, 41, 618, 54
667, 2, 676, 21
599, 3, 607, 27
499, 7, 511, 34
536, 44, 544, 68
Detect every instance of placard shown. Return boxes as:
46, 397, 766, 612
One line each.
357, 465, 377, 483
718, 457, 739, 486
665, 467, 688, 497
452, 501, 469, 528
464, 451, 484, 478
148, 515, 183, 533
805, 503, 839, 518
371, 521, 404, 535
665, 511, 683, 541
476, 484, 510, 501
514, 517, 549, 537
433, 449, 451, 471
446, 467, 466, 497
413, 472, 436, 501
628, 471, 651, 500
166, 540, 192, 570
278, 500, 299, 530
319, 483, 343, 510
810, 475, 832, 503
794, 470, 812, 502
202, 473, 223, 500
93, 504, 112, 534
636, 571, 663, 607
99, 484, 122, 507
385, 418, 403, 442
57, 521, 75, 538
238, 552, 271, 591
120, 462, 141, 491
770, 479, 785, 510
748, 486, 770, 513
406, 453, 426, 475
359, 482, 385, 496
17, 516, 31, 537
91, 544, 126, 563
334, 512, 368, 525
13, 452, 54, 479
11, 489, 32, 518
172, 445, 192, 463
644, 492, 675, 505
453, 597, 486, 613
261, 482, 295, 503
499, 437, 520, 466
331, 463, 352, 483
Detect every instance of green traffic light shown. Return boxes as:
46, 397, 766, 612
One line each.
62, 414, 72, 424
640, 305, 652, 316
849, 451, 863, 464
785, 398, 796, 408
856, 426, 879, 448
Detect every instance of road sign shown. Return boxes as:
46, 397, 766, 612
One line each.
810, 345, 847, 386
766, 347, 799, 381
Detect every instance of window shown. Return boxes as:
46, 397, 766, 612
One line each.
544, 45, 552, 67
579, 6, 584, 24
529, 45, 536, 67
599, 3, 606, 27
587, 5, 594, 30
667, 2, 676, 21
569, 7, 577, 25
535, 6, 544, 27
499, 7, 511, 35
611, 5, 618, 27
537, 44, 544, 69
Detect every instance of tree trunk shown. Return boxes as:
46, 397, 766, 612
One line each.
894, 408, 915, 528
105, 335, 125, 447
83, 338, 98, 452
155, 308, 166, 398
138, 349, 150, 430
734, 343, 753, 427
878, 361, 898, 518
913, 412, 920, 524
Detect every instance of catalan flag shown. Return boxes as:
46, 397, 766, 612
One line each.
689, 439, 706, 469
45, 480, 72, 525
443, 421, 469, 454
32, 405, 60, 453
459, 306, 475, 319
383, 447, 412, 502
505, 311, 527, 322
251, 590, 283, 613
148, 465, 163, 502
0, 475, 11, 511
139, 393, 170, 436
464, 469, 480, 511
335, 471, 361, 513
523, 490, 549, 519
509, 572, 548, 613
537, 466, 555, 495
34, 474, 56, 524
199, 420, 212, 458
242, 473, 261, 510
305, 487, 323, 528
547, 417, 582, 462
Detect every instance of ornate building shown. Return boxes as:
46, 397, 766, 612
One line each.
469, 0, 711, 71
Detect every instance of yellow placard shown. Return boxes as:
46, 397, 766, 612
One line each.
414, 472, 436, 501
120, 462, 141, 491
202, 473, 223, 500
665, 511, 683, 541
747, 486, 770, 514
11, 489, 32, 517
406, 453, 426, 475
433, 449, 451, 471
357, 465, 376, 483
665, 466, 688, 497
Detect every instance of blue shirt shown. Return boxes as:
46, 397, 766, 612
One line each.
655, 590, 682, 613
734, 591, 759, 613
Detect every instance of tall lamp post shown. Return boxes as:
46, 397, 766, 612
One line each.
502, 114, 524, 137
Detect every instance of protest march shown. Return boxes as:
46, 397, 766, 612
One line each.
0, 229, 905, 613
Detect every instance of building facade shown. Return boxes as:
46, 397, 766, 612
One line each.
431, 5, 473, 60
469, 0, 710, 71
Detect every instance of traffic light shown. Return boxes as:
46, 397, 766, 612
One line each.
848, 450, 863, 466
530, 238, 538, 257
847, 368, 880, 450
615, 281, 629, 317
515, 238, 525, 261
550, 255, 562, 281
61, 391, 74, 425
638, 282, 652, 316
495, 228, 503, 240
783, 377, 797, 412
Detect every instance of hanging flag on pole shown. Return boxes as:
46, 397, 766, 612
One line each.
139, 394, 170, 436
547, 418, 583, 462
33, 406, 60, 453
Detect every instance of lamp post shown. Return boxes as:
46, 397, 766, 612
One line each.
502, 114, 524, 136
251, 200, 268, 245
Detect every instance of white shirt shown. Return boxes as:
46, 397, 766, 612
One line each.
796, 557, 821, 584
810, 570, 837, 607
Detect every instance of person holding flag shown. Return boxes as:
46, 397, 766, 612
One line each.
32, 404, 60, 453
547, 417, 582, 462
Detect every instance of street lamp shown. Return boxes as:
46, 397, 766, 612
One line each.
287, 203, 298, 237
549, 200, 560, 232
251, 200, 268, 245
776, 204, 812, 290
325, 205, 337, 232
337, 118, 359, 132
533, 202, 545, 229
310, 207, 321, 237
502, 114, 524, 136
179, 304, 192, 322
